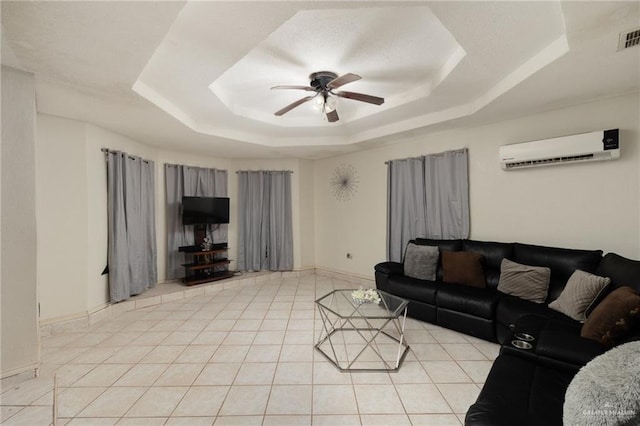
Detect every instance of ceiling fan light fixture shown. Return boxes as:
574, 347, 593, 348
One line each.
312, 93, 337, 113
324, 96, 338, 113
312, 94, 325, 111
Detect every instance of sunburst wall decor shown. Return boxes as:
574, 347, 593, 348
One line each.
330, 164, 359, 201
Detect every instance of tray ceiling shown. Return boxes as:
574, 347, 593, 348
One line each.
2, 1, 638, 158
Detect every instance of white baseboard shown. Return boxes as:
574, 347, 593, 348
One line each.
39, 268, 375, 336
39, 271, 282, 335
1, 363, 39, 382
314, 267, 375, 287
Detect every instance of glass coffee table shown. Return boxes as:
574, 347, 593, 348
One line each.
314, 289, 410, 372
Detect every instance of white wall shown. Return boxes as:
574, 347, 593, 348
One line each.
38, 116, 226, 320
314, 151, 389, 277
35, 115, 88, 320
313, 93, 640, 278
35, 115, 314, 323
297, 159, 316, 268
36, 117, 161, 321
35, 92, 639, 323
1, 67, 40, 378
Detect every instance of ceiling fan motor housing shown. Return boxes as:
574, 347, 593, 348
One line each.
309, 71, 338, 91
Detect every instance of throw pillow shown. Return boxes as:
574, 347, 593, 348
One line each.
497, 258, 550, 303
548, 270, 611, 322
403, 243, 439, 281
581, 286, 640, 347
441, 251, 486, 288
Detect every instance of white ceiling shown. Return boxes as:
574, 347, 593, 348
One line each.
2, 1, 639, 159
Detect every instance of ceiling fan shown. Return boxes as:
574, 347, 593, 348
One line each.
271, 71, 384, 123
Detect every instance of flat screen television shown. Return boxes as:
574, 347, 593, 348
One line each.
181, 196, 230, 225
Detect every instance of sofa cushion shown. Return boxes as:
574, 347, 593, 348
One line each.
581, 286, 640, 347
497, 259, 550, 303
513, 243, 602, 302
436, 284, 500, 319
388, 275, 438, 305
588, 253, 640, 317
403, 243, 438, 281
442, 251, 486, 288
462, 240, 514, 288
595, 253, 640, 293
548, 270, 610, 322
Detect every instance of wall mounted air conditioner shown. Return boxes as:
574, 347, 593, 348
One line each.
499, 129, 619, 170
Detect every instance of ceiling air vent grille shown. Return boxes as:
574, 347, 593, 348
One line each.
619, 27, 640, 50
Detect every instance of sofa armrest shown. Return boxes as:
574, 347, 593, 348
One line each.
502, 314, 606, 371
374, 261, 403, 293
374, 261, 404, 276
536, 331, 607, 368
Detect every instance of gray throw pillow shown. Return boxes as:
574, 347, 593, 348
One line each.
404, 243, 439, 281
497, 258, 550, 304
548, 270, 610, 322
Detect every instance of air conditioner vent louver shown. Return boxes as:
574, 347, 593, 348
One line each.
619, 27, 640, 50
505, 154, 595, 169
500, 129, 620, 171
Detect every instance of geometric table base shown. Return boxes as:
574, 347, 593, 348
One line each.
315, 290, 410, 372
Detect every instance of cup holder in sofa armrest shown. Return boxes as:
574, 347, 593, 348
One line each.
514, 332, 535, 342
511, 340, 533, 350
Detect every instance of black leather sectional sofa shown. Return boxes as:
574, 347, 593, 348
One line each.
374, 239, 640, 426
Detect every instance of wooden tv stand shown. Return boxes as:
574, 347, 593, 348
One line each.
178, 245, 233, 286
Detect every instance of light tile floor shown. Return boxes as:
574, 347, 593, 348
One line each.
1, 274, 499, 426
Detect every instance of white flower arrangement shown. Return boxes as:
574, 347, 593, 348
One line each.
201, 236, 213, 251
351, 287, 381, 305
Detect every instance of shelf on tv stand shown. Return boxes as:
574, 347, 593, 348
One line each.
178, 244, 232, 286
183, 270, 235, 286
181, 259, 230, 270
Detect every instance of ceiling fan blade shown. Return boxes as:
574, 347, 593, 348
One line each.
326, 109, 339, 123
274, 95, 316, 116
271, 85, 315, 91
327, 73, 361, 89
336, 90, 385, 105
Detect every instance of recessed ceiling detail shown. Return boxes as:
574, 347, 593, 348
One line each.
209, 7, 464, 127
6, 1, 637, 158
131, 1, 570, 148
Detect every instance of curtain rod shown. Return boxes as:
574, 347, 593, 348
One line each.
101, 148, 151, 164
384, 147, 468, 164
235, 170, 294, 174
165, 163, 227, 172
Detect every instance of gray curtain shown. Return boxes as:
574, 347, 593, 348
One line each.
387, 158, 428, 262
165, 164, 228, 280
106, 150, 157, 302
237, 170, 293, 271
387, 148, 469, 262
